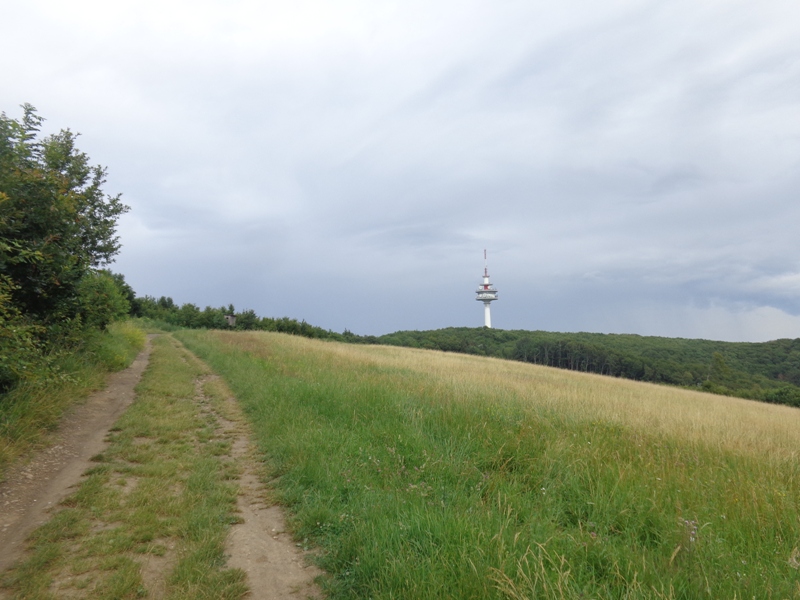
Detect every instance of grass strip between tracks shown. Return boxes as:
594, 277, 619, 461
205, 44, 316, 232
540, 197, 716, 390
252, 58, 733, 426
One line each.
1, 334, 247, 599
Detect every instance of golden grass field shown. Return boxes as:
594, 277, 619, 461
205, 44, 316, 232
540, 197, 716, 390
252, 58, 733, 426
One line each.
225, 331, 800, 459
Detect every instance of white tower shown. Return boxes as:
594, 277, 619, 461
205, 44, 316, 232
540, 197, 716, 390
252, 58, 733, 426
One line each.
475, 249, 498, 328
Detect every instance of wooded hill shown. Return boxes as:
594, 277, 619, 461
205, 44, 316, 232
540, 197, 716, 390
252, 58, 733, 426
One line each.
377, 327, 800, 406
134, 289, 800, 408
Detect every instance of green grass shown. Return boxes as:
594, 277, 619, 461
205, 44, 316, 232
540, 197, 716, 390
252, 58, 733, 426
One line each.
130, 316, 183, 333
0, 335, 247, 599
0, 320, 146, 478
177, 329, 800, 599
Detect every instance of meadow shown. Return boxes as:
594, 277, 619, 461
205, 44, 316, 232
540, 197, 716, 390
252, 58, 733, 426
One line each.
177, 329, 800, 599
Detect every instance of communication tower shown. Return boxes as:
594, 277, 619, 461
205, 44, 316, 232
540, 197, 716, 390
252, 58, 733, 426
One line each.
476, 249, 498, 328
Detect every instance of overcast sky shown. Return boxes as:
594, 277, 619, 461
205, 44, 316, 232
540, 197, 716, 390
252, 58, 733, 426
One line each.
3, 0, 800, 341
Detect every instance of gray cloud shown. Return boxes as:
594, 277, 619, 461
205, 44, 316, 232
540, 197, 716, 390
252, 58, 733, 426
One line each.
3, 0, 800, 341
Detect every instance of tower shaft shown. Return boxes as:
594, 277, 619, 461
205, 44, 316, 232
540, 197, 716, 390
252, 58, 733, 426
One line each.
475, 249, 498, 328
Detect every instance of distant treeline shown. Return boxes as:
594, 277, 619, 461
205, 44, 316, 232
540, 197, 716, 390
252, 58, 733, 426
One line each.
134, 297, 800, 409
132, 296, 379, 343
378, 327, 800, 407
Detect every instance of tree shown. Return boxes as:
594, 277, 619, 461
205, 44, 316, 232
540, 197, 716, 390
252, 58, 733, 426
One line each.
235, 309, 258, 330
105, 270, 136, 309
707, 352, 732, 384
0, 104, 129, 327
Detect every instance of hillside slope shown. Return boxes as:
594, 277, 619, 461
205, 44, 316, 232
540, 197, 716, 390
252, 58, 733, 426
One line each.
378, 327, 800, 404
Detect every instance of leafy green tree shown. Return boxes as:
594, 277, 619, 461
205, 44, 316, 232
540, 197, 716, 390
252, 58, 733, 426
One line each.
176, 303, 202, 328
199, 306, 226, 329
235, 309, 258, 330
104, 270, 136, 311
707, 351, 732, 386
0, 104, 128, 327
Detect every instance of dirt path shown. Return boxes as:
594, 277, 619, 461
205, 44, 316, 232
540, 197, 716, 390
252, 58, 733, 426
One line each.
201, 374, 324, 599
0, 335, 324, 599
0, 336, 154, 574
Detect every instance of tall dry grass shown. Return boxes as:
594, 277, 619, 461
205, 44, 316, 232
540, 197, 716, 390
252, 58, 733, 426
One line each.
219, 331, 800, 459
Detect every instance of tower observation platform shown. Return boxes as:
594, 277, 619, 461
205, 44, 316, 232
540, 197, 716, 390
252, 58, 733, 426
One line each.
476, 250, 498, 328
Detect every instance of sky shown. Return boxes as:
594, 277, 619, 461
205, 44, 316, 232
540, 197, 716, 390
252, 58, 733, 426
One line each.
3, 0, 800, 341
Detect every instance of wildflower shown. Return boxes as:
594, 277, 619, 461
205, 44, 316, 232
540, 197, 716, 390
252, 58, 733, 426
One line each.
681, 518, 699, 545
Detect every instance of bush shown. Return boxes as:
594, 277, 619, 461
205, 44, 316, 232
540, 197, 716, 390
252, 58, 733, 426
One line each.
76, 270, 131, 331
764, 386, 800, 407
0, 275, 44, 391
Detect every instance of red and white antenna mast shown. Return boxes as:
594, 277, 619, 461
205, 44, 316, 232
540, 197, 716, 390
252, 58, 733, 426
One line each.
476, 249, 498, 328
